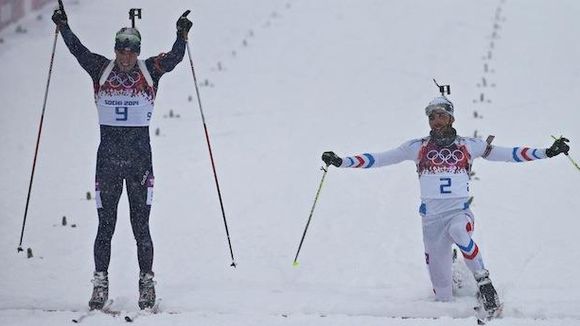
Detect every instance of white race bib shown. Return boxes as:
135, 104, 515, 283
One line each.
96, 96, 154, 126
95, 60, 155, 127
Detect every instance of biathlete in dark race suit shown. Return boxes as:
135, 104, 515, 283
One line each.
52, 3, 192, 310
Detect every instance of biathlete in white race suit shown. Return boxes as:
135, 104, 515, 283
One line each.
322, 95, 570, 315
51, 4, 192, 310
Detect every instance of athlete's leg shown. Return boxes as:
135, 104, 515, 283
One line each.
423, 216, 454, 301
94, 151, 123, 273
447, 210, 485, 273
448, 211, 501, 312
126, 154, 154, 273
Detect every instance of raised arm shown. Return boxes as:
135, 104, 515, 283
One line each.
52, 3, 109, 82
145, 11, 192, 83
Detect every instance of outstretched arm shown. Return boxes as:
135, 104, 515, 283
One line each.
484, 146, 547, 162
481, 137, 570, 162
322, 139, 422, 168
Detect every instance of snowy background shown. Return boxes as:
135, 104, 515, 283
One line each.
1, 0, 580, 325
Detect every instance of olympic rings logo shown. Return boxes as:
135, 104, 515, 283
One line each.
107, 70, 142, 88
426, 149, 465, 165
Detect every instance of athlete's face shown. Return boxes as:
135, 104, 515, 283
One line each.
115, 49, 139, 72
428, 110, 454, 130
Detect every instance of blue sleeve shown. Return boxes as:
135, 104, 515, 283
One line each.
145, 33, 186, 84
59, 25, 110, 83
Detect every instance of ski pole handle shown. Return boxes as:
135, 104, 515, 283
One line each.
178, 10, 192, 41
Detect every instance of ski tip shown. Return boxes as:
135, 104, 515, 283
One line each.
292, 261, 299, 267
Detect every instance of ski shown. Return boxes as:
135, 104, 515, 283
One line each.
124, 298, 162, 322
474, 299, 503, 325
71, 299, 119, 323
280, 311, 479, 321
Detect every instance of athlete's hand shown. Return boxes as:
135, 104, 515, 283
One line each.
322, 151, 342, 167
177, 10, 193, 39
546, 137, 570, 157
52, 0, 68, 27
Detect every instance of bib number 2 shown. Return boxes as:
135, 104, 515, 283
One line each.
439, 177, 452, 194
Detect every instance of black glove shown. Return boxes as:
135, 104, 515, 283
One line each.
322, 151, 343, 167
177, 10, 193, 38
52, 0, 67, 27
546, 137, 570, 157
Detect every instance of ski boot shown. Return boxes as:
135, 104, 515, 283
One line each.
138, 271, 156, 310
475, 269, 502, 319
89, 271, 109, 310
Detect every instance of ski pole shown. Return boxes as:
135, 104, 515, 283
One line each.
551, 135, 579, 171
292, 164, 330, 267
183, 14, 236, 268
18, 25, 60, 252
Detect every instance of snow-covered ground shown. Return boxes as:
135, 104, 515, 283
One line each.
1, 0, 579, 325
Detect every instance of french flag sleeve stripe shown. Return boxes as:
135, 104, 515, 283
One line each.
512, 147, 522, 162
355, 156, 366, 168
363, 153, 375, 168
521, 147, 532, 161
347, 157, 355, 167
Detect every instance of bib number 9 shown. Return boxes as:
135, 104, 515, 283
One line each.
439, 177, 452, 194
115, 106, 128, 121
